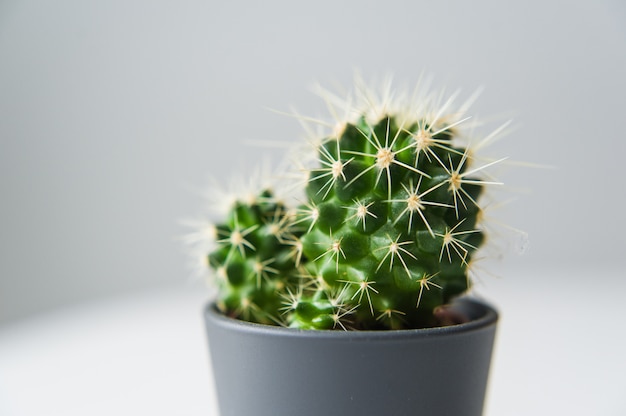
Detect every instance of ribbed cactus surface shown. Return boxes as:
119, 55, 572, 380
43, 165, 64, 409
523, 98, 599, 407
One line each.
207, 191, 302, 325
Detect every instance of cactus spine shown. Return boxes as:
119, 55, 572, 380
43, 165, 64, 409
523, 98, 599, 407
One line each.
203, 82, 503, 330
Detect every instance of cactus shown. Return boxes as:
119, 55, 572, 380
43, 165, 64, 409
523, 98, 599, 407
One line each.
202, 81, 504, 330
207, 189, 303, 325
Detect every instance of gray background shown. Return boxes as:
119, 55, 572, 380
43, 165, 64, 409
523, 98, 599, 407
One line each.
1, 0, 625, 324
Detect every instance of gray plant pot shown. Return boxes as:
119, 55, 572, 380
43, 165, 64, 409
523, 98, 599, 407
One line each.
204, 298, 497, 416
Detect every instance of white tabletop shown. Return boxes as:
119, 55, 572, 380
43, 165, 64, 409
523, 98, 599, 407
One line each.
0, 287, 218, 416
1, 266, 624, 416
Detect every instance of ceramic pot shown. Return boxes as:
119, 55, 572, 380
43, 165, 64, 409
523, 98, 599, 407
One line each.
204, 298, 497, 416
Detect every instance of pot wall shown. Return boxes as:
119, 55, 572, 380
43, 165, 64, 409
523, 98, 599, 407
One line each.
204, 299, 497, 416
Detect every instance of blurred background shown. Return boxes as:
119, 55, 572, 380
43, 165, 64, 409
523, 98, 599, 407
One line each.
1, 0, 625, 323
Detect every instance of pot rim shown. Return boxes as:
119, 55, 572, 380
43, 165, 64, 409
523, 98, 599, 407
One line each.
204, 297, 497, 340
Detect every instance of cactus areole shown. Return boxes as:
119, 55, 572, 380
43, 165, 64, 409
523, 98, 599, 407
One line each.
203, 82, 506, 331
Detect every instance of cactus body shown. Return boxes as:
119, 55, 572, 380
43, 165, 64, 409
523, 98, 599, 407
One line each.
208, 192, 302, 325
204, 84, 500, 330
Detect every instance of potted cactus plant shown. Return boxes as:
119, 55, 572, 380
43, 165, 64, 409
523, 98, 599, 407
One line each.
198, 80, 504, 416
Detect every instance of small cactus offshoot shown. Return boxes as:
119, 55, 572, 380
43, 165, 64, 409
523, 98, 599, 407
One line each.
199, 80, 507, 330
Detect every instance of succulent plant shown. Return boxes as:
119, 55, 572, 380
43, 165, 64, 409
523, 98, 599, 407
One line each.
201, 80, 505, 330
206, 190, 303, 325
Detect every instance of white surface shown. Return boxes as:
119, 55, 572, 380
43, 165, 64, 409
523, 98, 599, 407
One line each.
483, 266, 626, 415
1, 268, 624, 416
0, 287, 218, 416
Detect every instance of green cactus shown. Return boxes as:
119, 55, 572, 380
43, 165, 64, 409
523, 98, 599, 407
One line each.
203, 82, 503, 330
207, 190, 303, 325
